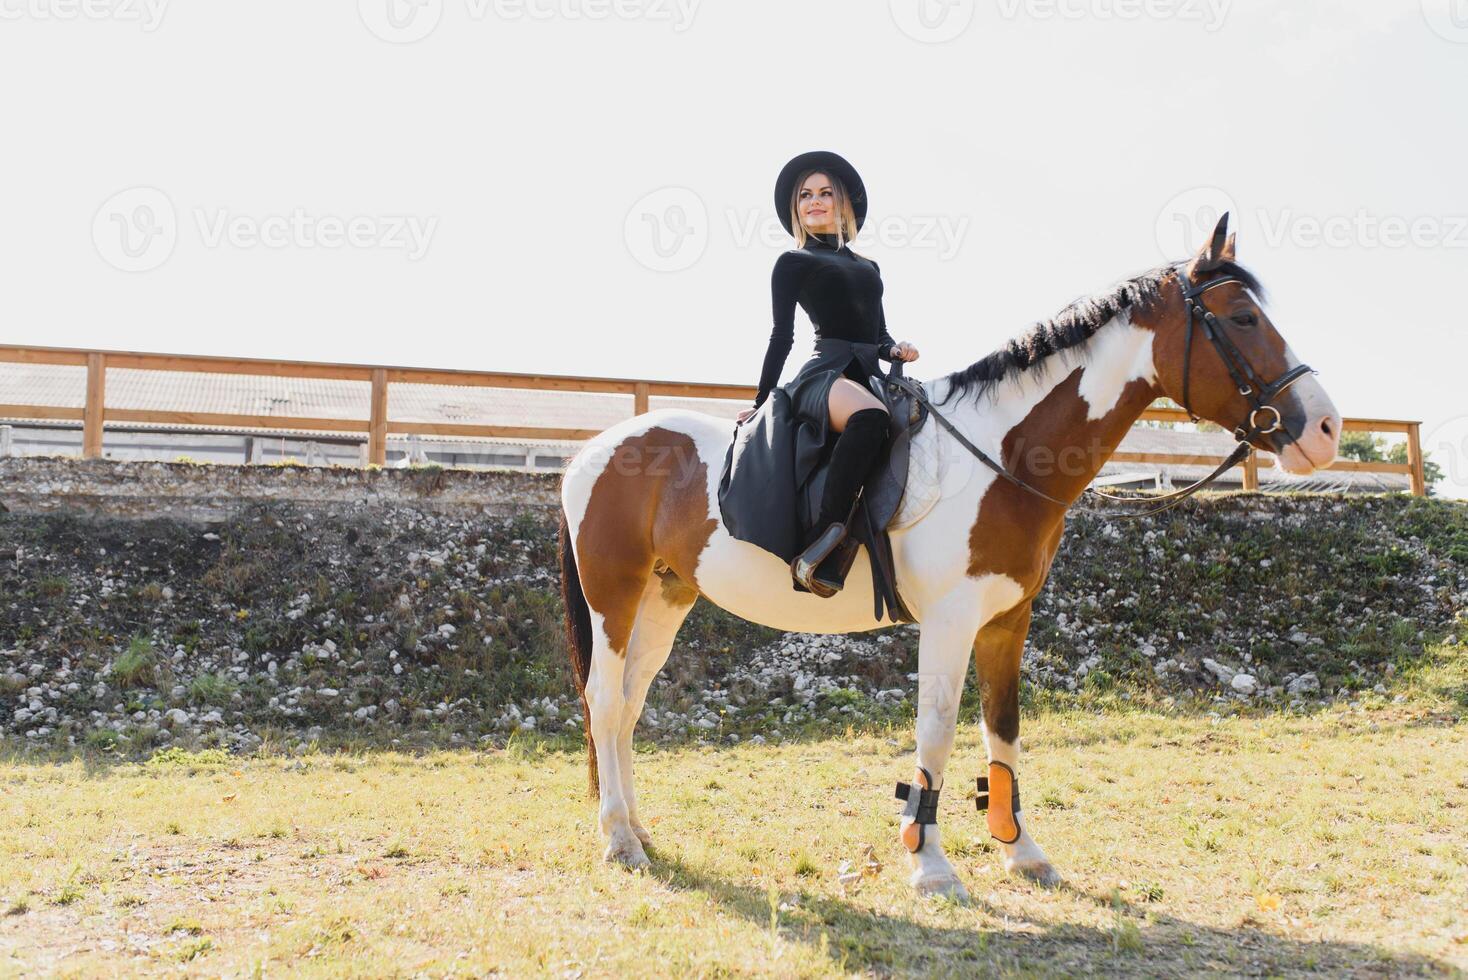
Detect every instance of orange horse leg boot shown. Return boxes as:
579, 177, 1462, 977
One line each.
895, 766, 941, 852
975, 761, 1021, 844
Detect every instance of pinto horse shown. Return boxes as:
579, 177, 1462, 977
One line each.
557, 214, 1341, 900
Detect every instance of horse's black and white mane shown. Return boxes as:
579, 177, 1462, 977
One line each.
937, 260, 1265, 408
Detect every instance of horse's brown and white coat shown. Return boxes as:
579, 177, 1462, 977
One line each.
559, 224, 1341, 898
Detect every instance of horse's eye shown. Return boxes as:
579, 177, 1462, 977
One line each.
1232, 313, 1257, 327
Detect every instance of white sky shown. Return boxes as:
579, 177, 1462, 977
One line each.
2, 0, 1465, 495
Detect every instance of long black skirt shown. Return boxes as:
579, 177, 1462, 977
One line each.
717, 338, 887, 565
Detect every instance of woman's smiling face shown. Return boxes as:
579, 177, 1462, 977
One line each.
797, 172, 838, 234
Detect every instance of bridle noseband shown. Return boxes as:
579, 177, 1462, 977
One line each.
885, 264, 1318, 519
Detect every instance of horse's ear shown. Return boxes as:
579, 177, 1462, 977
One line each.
1220, 231, 1237, 263
1186, 211, 1231, 278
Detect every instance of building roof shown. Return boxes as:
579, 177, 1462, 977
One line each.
0, 363, 1408, 490
1107, 424, 1409, 491
0, 362, 741, 428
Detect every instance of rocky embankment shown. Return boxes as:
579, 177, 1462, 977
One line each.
1, 458, 1464, 756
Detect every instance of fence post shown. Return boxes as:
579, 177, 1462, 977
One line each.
1406, 422, 1426, 497
1241, 452, 1260, 492
634, 381, 650, 416
83, 352, 106, 459
0, 425, 11, 458
368, 368, 388, 466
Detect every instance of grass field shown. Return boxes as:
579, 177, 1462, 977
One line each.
4, 662, 1466, 979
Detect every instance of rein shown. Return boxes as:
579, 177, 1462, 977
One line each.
885, 266, 1316, 520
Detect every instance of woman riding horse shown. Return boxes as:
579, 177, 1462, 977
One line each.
560, 209, 1343, 893
734, 150, 921, 597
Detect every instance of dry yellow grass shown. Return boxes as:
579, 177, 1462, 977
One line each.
2, 702, 1465, 977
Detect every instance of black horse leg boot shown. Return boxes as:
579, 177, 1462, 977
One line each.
791, 407, 890, 597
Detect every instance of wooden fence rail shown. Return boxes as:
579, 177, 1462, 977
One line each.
0, 343, 1427, 496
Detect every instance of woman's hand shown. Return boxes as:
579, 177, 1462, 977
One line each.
891, 341, 920, 362
736, 407, 756, 424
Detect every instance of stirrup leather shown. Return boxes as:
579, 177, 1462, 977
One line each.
975, 761, 1022, 844
895, 767, 941, 852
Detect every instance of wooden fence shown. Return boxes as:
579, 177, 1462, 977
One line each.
0, 343, 1427, 496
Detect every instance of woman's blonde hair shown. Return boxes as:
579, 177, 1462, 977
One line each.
787, 169, 862, 251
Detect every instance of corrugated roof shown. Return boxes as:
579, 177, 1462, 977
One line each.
1117, 425, 1241, 456
0, 366, 1407, 489
1107, 423, 1409, 490
1096, 459, 1409, 491
0, 363, 87, 407
0, 364, 745, 429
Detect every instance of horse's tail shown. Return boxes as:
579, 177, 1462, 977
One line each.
558, 505, 599, 799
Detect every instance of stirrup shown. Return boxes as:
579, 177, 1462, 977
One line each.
791, 496, 862, 597
896, 767, 941, 852
791, 521, 848, 597
812, 534, 860, 593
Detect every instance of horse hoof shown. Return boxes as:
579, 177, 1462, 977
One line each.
604, 838, 651, 870
913, 875, 971, 904
1008, 860, 1062, 888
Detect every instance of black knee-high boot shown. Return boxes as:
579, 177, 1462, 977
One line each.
791, 407, 889, 596
818, 407, 890, 529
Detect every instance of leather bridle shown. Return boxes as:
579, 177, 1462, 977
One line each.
1177, 268, 1315, 445
885, 264, 1318, 518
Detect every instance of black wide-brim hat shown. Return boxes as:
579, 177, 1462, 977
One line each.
774, 150, 867, 238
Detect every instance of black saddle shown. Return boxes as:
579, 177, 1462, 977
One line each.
800, 360, 929, 623
717, 361, 929, 623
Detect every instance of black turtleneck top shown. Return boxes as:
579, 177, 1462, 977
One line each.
753, 231, 897, 408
